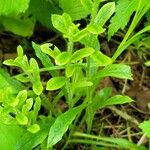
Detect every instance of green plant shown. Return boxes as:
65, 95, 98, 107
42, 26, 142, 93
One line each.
1, 0, 150, 149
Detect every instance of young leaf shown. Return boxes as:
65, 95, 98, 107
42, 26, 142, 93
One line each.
30, 58, 43, 95
65, 65, 76, 78
55, 52, 71, 65
47, 105, 84, 147
40, 43, 61, 59
46, 77, 66, 90
94, 64, 132, 80
108, 0, 138, 39
139, 120, 150, 138
71, 48, 95, 63
93, 2, 115, 27
16, 112, 28, 125
27, 124, 40, 134
52, 13, 73, 34
17, 45, 24, 57
91, 50, 112, 66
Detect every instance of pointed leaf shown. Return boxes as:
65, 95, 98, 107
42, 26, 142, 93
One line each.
47, 105, 84, 147
108, 0, 138, 39
94, 64, 132, 80
46, 77, 66, 91
93, 2, 115, 27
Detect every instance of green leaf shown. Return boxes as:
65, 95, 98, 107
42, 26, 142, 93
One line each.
27, 124, 40, 134
17, 45, 24, 57
72, 81, 93, 89
65, 65, 76, 78
71, 48, 95, 63
0, 68, 24, 93
47, 105, 84, 147
139, 120, 150, 138
87, 24, 105, 34
81, 33, 100, 50
29, 0, 61, 29
59, 0, 90, 20
108, 0, 138, 39
16, 112, 28, 125
0, 0, 30, 16
40, 43, 61, 59
93, 2, 115, 27
1, 16, 35, 36
0, 122, 25, 150
32, 42, 57, 77
52, 13, 73, 34
30, 58, 43, 95
91, 50, 112, 66
46, 77, 66, 90
94, 64, 133, 80
16, 117, 54, 149
100, 95, 133, 108
55, 52, 71, 65
80, 0, 93, 12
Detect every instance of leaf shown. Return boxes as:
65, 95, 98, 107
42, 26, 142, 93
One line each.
16, 117, 54, 150
80, 0, 93, 12
0, 68, 24, 93
32, 42, 57, 77
46, 77, 66, 90
29, 0, 61, 29
65, 65, 76, 78
91, 50, 112, 66
59, 0, 90, 20
71, 48, 95, 63
93, 2, 115, 27
99, 95, 133, 108
47, 105, 84, 147
0, 0, 30, 16
108, 0, 138, 39
30, 58, 43, 95
27, 124, 40, 134
1, 16, 35, 36
16, 112, 28, 125
55, 52, 71, 65
139, 120, 150, 138
52, 13, 73, 34
81, 33, 100, 50
94, 64, 133, 80
0, 122, 25, 150
72, 81, 93, 89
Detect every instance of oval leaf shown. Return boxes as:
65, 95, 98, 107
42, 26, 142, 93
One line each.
46, 77, 66, 91
55, 52, 71, 65
71, 48, 95, 63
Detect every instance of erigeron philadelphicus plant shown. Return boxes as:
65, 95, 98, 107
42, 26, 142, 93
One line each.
1, 0, 150, 149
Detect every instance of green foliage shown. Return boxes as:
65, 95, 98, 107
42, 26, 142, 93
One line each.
139, 120, 150, 138
108, 0, 138, 39
47, 105, 84, 147
1, 0, 150, 149
59, 0, 90, 20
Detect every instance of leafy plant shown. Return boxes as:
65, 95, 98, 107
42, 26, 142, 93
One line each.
1, 0, 150, 149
